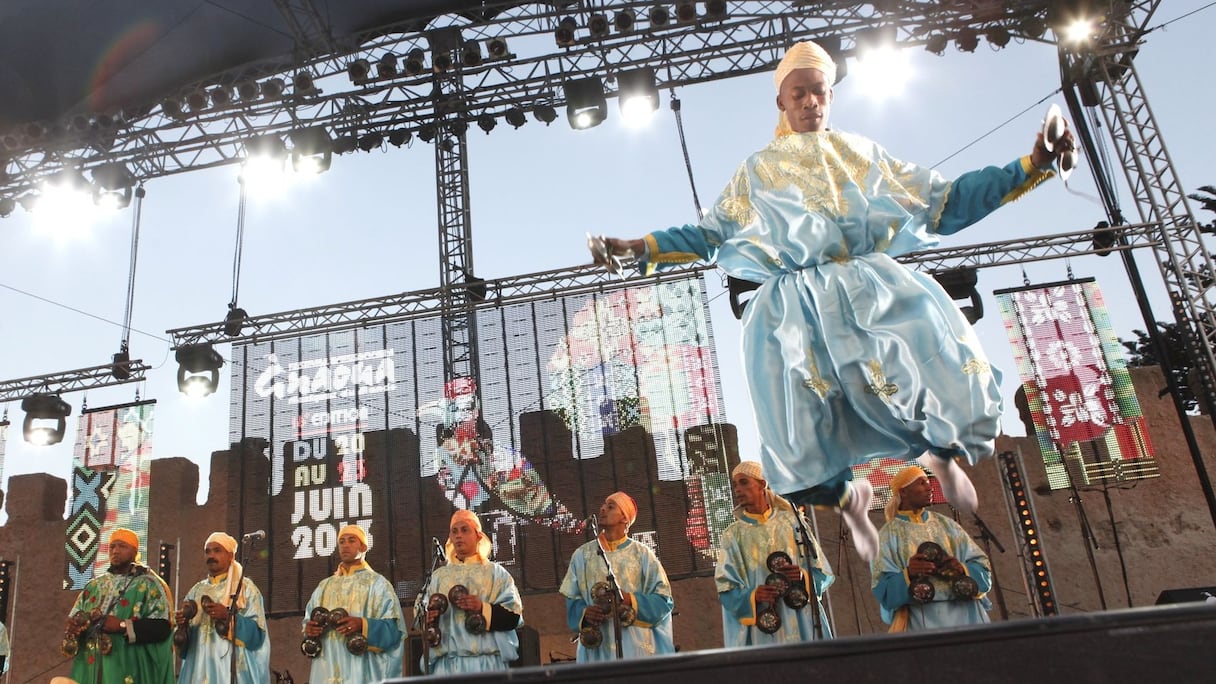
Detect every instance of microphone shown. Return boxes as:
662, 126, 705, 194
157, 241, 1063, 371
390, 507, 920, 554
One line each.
432, 536, 447, 562
585, 514, 599, 535
242, 530, 266, 542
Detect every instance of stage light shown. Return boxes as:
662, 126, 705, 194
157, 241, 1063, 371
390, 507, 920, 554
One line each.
486, 37, 510, 60
332, 134, 358, 154
112, 347, 131, 380
925, 34, 949, 55
649, 5, 671, 28
432, 50, 453, 72
533, 104, 558, 125
955, 27, 979, 53
21, 393, 71, 446
388, 129, 412, 147
404, 48, 427, 76
618, 67, 660, 125
588, 13, 610, 39
986, 26, 1011, 48
1093, 220, 1118, 255
289, 127, 333, 174
1063, 18, 1095, 43
0, 197, 14, 217
504, 108, 527, 129
555, 17, 578, 46
357, 131, 383, 152
462, 41, 483, 67
293, 71, 319, 96
932, 267, 983, 324
261, 77, 286, 99
614, 9, 636, 32
158, 543, 174, 582
1019, 15, 1047, 39
348, 58, 372, 84
235, 78, 261, 101
476, 113, 497, 134
185, 89, 209, 114
17, 193, 38, 213
418, 123, 437, 143
377, 53, 399, 78
91, 162, 134, 209
176, 343, 224, 398
36, 168, 95, 235
224, 305, 248, 337
675, 0, 697, 23
448, 120, 468, 137
242, 134, 288, 182
705, 0, 728, 20
564, 77, 607, 130
209, 86, 233, 108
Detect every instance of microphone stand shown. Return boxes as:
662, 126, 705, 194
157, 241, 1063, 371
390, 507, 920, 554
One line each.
590, 520, 625, 661
972, 513, 1010, 621
229, 536, 254, 684
791, 504, 827, 640
413, 543, 446, 675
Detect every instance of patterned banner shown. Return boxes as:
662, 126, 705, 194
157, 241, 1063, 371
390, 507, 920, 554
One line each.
64, 401, 156, 589
996, 279, 1157, 489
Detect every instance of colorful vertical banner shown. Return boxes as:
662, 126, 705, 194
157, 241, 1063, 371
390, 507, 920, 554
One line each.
64, 401, 156, 589
996, 278, 1157, 489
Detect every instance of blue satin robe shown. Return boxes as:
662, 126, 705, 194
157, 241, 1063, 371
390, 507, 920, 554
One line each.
177, 574, 271, 684
560, 536, 675, 662
303, 563, 406, 683
423, 557, 523, 675
871, 509, 992, 630
641, 131, 1053, 498
716, 497, 834, 646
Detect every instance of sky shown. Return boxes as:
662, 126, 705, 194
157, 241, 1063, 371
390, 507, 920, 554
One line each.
1, 6, 1214, 515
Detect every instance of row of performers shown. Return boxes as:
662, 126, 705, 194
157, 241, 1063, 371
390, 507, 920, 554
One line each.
58, 463, 990, 683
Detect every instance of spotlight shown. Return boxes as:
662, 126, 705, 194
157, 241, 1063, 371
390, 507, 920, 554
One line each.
418, 123, 437, 143
332, 134, 358, 154
486, 37, 510, 60
1019, 15, 1047, 39
293, 72, 319, 96
17, 193, 39, 213
476, 113, 497, 134
925, 34, 949, 55
563, 77, 607, 130
986, 26, 1011, 48
289, 127, 333, 174
21, 393, 71, 446
649, 5, 671, 28
1092, 220, 1119, 255
618, 67, 660, 124
588, 13, 610, 39
404, 48, 427, 76
357, 131, 383, 152
614, 9, 636, 32
224, 305, 248, 337
932, 267, 984, 324
462, 42, 483, 67
244, 134, 287, 162
176, 344, 224, 398
447, 120, 468, 137
348, 58, 372, 84
432, 50, 453, 72
705, 0, 728, 20
675, 0, 697, 23
377, 53, 399, 78
0, 197, 15, 217
185, 89, 209, 114
235, 78, 261, 101
555, 17, 578, 47
387, 129, 412, 147
91, 162, 134, 209
956, 27, 979, 52
504, 108, 527, 129
112, 347, 131, 380
260, 77, 286, 99
533, 104, 558, 125
209, 86, 233, 108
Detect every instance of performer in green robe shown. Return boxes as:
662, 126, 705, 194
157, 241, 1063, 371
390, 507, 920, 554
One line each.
65, 528, 174, 684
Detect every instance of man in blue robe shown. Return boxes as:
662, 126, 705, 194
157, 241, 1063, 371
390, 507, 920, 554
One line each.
716, 461, 833, 646
422, 509, 523, 675
872, 465, 992, 631
560, 492, 675, 661
590, 40, 1077, 561
175, 532, 270, 684
303, 525, 405, 683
